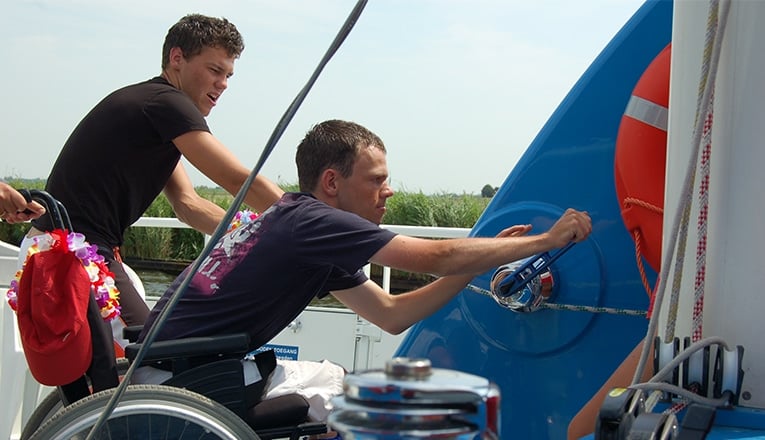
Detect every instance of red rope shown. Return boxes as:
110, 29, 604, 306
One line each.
622, 198, 664, 317
692, 108, 714, 342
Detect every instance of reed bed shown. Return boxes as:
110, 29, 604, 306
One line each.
0, 180, 491, 263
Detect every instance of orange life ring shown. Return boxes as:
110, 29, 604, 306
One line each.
614, 43, 671, 274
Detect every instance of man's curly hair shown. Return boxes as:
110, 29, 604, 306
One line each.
161, 14, 244, 69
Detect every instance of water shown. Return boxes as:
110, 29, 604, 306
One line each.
137, 269, 176, 298
135, 269, 346, 308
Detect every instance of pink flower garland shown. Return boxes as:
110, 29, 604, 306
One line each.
6, 229, 121, 321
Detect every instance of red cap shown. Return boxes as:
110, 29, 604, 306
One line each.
16, 250, 92, 386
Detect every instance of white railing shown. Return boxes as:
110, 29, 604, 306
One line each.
133, 217, 471, 239
132, 217, 471, 293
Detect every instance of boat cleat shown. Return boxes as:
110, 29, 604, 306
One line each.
627, 412, 678, 439
595, 387, 646, 439
652, 337, 745, 406
654, 336, 682, 401
713, 344, 745, 406
681, 336, 710, 398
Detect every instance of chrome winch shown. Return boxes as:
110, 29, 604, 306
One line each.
328, 357, 501, 439
489, 242, 574, 312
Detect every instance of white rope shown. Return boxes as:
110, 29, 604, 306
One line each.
641, 336, 730, 412
632, 0, 731, 386
465, 283, 647, 316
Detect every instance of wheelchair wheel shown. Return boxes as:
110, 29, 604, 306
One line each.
21, 358, 132, 439
20, 389, 63, 439
28, 384, 260, 440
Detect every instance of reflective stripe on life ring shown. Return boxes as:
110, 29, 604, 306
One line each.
624, 95, 668, 131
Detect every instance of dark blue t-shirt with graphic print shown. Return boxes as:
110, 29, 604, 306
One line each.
140, 192, 397, 350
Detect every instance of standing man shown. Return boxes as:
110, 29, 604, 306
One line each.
139, 119, 593, 422
24, 14, 283, 393
28, 14, 282, 331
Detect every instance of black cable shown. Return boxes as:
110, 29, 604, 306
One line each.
86, 1, 368, 437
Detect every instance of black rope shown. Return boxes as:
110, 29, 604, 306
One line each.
87, 2, 369, 437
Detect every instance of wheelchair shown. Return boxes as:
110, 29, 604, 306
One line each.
17, 190, 328, 440
23, 330, 329, 439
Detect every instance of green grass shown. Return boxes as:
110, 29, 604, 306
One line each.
0, 180, 491, 261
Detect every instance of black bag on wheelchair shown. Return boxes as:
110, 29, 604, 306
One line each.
9, 189, 121, 398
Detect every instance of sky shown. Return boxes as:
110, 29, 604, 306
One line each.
1, 0, 646, 195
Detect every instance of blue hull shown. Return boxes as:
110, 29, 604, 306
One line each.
396, 1, 672, 438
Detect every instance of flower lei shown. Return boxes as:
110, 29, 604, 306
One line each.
6, 229, 121, 321
226, 209, 259, 233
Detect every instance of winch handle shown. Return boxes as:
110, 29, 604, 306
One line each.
496, 241, 576, 293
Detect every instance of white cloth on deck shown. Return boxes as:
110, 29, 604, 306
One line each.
132, 358, 344, 422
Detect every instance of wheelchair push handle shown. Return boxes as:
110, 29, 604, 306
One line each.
19, 189, 73, 231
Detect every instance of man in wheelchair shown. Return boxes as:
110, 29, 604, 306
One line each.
132, 119, 592, 429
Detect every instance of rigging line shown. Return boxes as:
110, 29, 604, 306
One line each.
664, 0, 720, 342
692, 99, 714, 342
632, 0, 730, 385
630, 382, 730, 408
86, 2, 369, 438
465, 284, 647, 316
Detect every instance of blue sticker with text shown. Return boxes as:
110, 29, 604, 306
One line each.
249, 344, 299, 361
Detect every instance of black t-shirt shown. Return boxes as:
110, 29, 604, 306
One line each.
33, 77, 209, 247
141, 193, 398, 351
